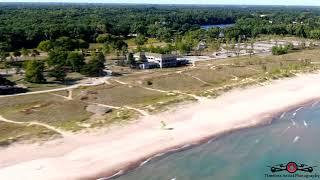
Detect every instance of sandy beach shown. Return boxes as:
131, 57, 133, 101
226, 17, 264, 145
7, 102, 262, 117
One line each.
1, 72, 320, 180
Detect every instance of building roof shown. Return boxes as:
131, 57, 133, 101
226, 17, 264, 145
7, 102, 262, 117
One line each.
134, 52, 176, 59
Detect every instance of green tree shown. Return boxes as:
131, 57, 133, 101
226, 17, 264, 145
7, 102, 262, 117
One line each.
67, 52, 85, 72
96, 34, 113, 43
47, 48, 68, 67
38, 40, 53, 52
49, 67, 66, 81
309, 29, 320, 39
24, 60, 46, 83
134, 34, 147, 46
81, 52, 105, 77
54, 37, 77, 51
0, 51, 9, 61
102, 44, 111, 55
207, 27, 220, 40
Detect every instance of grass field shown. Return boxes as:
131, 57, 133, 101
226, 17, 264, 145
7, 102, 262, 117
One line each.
0, 94, 93, 131
0, 121, 59, 147
72, 82, 196, 113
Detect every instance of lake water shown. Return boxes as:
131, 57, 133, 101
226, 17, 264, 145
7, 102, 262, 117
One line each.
200, 24, 235, 30
112, 100, 320, 180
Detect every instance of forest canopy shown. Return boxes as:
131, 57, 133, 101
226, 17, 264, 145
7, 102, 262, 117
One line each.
0, 3, 320, 51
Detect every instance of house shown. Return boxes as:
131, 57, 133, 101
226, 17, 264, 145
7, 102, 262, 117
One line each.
134, 52, 178, 69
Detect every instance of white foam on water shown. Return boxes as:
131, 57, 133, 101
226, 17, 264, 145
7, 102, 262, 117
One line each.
139, 157, 154, 167
295, 107, 303, 112
101, 170, 124, 180
207, 137, 217, 144
311, 101, 319, 107
293, 136, 300, 143
303, 120, 308, 128
292, 112, 297, 117
290, 119, 296, 126
139, 143, 194, 168
281, 126, 291, 135
280, 112, 286, 119
154, 152, 165, 157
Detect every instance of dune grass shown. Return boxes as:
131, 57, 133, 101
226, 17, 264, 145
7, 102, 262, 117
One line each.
0, 121, 59, 147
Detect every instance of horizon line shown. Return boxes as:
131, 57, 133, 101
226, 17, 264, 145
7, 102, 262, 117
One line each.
1, 2, 320, 7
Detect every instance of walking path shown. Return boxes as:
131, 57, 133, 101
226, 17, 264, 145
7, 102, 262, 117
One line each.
0, 77, 110, 98
124, 106, 149, 116
0, 115, 69, 136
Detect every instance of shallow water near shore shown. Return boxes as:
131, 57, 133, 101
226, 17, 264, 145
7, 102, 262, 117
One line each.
112, 101, 320, 180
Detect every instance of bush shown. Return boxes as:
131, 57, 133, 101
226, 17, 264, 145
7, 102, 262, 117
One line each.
13, 51, 21, 57
147, 80, 153, 85
272, 45, 288, 55
287, 43, 294, 50
48, 68, 67, 81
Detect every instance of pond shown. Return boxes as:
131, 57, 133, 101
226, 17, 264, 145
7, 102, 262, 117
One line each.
200, 24, 235, 30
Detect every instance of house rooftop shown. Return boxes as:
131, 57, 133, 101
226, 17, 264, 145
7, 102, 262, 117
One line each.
134, 52, 176, 58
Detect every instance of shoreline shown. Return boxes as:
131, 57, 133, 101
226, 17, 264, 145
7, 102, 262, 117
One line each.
98, 97, 319, 180
1, 73, 320, 180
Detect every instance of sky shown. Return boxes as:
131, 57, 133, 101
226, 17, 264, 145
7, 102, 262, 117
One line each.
1, 0, 320, 6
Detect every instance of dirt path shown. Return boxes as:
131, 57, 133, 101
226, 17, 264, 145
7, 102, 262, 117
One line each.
184, 73, 211, 85
112, 78, 206, 102
124, 106, 149, 116
50, 90, 73, 100
0, 115, 69, 136
87, 102, 121, 109
113, 79, 128, 85
0, 77, 110, 98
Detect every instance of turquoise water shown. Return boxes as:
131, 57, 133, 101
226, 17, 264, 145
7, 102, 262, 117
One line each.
113, 101, 320, 180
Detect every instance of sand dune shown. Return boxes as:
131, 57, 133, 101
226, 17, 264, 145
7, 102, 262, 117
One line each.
1, 73, 320, 180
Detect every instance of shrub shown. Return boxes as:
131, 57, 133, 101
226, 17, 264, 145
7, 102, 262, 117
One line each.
147, 80, 153, 85
272, 45, 288, 55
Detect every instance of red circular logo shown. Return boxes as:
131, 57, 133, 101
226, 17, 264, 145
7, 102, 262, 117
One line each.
286, 162, 298, 173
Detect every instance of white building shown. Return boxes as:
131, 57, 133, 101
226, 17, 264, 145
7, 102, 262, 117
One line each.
134, 52, 177, 69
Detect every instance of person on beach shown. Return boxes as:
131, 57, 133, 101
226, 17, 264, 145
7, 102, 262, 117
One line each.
161, 121, 167, 129
161, 121, 174, 130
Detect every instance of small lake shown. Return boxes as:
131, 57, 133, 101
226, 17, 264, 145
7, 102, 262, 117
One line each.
201, 24, 235, 30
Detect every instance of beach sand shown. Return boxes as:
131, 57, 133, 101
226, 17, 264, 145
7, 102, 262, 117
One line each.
1, 73, 320, 180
